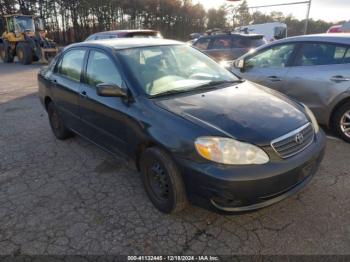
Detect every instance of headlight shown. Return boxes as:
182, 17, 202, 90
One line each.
195, 137, 269, 165
303, 105, 319, 133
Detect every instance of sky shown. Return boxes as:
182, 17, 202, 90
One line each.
193, 0, 349, 23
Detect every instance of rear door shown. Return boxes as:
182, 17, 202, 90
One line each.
281, 42, 350, 123
238, 43, 297, 90
50, 48, 87, 132
78, 48, 129, 155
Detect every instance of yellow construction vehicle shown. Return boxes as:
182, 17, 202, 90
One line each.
0, 14, 58, 64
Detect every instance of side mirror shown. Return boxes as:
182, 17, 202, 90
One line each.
234, 58, 245, 70
96, 83, 127, 97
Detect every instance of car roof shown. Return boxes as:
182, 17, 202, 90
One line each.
197, 33, 265, 40
275, 33, 350, 45
90, 29, 159, 36
68, 38, 184, 51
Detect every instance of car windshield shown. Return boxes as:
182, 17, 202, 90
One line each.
15, 16, 35, 32
117, 45, 239, 97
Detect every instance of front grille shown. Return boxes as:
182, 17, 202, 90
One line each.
271, 123, 314, 158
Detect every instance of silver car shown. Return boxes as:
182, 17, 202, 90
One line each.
232, 34, 350, 142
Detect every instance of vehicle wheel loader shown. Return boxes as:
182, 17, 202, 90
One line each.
0, 14, 58, 65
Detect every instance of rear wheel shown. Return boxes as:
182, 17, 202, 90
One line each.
139, 147, 188, 214
47, 102, 74, 140
0, 42, 14, 63
332, 102, 350, 143
16, 42, 33, 65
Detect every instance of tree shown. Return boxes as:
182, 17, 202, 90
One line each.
207, 6, 227, 29
234, 0, 251, 26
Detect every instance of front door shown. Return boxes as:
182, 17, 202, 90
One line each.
78, 49, 129, 155
238, 43, 297, 91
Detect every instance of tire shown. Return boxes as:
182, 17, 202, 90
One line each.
16, 42, 33, 65
332, 102, 350, 143
0, 42, 14, 63
47, 102, 74, 140
139, 147, 188, 214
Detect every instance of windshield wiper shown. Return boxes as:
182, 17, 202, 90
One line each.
150, 80, 244, 98
193, 79, 244, 90
151, 89, 191, 98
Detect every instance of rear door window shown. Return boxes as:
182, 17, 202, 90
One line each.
57, 49, 86, 82
295, 43, 350, 66
211, 36, 233, 50
193, 38, 211, 51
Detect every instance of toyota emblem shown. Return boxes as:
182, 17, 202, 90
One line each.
295, 133, 304, 144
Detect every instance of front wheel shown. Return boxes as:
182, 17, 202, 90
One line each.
139, 147, 188, 214
332, 102, 350, 143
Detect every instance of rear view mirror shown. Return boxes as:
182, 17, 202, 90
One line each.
96, 83, 127, 97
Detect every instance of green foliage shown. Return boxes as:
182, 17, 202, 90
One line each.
207, 6, 227, 30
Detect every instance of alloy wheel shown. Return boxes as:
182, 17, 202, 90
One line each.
340, 110, 350, 138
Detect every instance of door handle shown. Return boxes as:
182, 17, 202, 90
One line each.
80, 90, 88, 98
330, 76, 350, 82
267, 76, 282, 82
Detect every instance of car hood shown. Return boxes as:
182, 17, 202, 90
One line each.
154, 81, 309, 145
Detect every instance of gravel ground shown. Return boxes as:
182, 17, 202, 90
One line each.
0, 62, 349, 256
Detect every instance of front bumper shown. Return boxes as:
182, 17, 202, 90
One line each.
176, 131, 326, 212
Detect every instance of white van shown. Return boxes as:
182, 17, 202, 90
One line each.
234, 22, 287, 42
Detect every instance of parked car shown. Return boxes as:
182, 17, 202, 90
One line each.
38, 38, 325, 213
85, 29, 162, 41
235, 22, 287, 42
232, 34, 350, 142
327, 25, 343, 33
192, 33, 267, 62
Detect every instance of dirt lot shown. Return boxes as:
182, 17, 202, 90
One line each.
0, 62, 349, 256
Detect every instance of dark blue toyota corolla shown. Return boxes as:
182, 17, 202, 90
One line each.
38, 38, 326, 213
